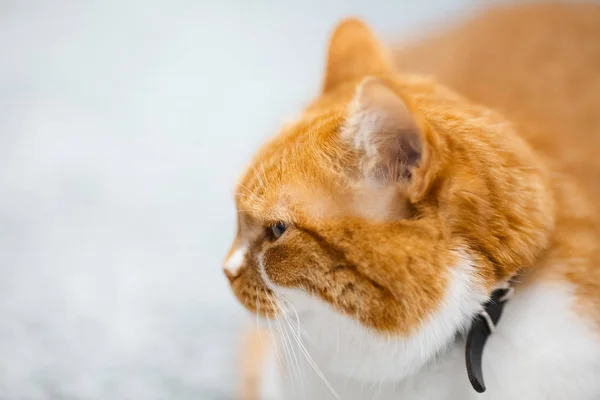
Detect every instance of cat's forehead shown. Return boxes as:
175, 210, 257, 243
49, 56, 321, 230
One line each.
233, 79, 399, 223
234, 162, 344, 225
234, 109, 352, 223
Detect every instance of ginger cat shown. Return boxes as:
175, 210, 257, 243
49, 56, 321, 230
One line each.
224, 3, 600, 399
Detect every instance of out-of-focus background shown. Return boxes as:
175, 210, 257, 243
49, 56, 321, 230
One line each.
1, 1, 500, 399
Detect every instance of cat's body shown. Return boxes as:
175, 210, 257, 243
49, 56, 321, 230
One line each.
397, 3, 600, 198
226, 3, 600, 400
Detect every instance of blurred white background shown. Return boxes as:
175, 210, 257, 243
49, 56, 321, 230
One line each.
1, 0, 492, 399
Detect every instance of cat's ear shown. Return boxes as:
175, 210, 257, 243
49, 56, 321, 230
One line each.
342, 77, 438, 201
322, 18, 392, 93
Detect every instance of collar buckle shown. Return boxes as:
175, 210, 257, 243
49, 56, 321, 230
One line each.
477, 284, 514, 334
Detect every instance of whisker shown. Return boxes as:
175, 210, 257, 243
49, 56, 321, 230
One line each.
266, 293, 296, 400
272, 295, 305, 398
237, 209, 258, 214
260, 288, 283, 372
283, 322, 305, 399
265, 308, 284, 371
279, 317, 298, 399
234, 193, 254, 199
258, 156, 270, 187
280, 307, 340, 399
280, 297, 302, 334
237, 183, 255, 196
251, 164, 265, 189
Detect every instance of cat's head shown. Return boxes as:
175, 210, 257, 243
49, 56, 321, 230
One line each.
223, 19, 554, 381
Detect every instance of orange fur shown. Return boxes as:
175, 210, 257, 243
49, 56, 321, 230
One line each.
394, 2, 600, 324
225, 2, 600, 397
236, 328, 270, 400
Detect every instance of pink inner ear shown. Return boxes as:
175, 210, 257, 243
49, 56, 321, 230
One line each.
371, 132, 421, 182
344, 78, 423, 184
387, 128, 422, 173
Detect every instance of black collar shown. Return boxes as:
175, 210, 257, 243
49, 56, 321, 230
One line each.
465, 286, 514, 393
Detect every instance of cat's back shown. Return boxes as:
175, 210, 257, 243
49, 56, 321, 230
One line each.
395, 2, 600, 197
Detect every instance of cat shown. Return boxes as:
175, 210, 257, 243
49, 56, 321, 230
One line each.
223, 3, 600, 399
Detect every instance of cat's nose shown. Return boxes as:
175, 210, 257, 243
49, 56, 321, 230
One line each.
223, 247, 246, 283
223, 267, 241, 283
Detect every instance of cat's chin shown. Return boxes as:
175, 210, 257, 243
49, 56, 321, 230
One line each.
273, 287, 428, 382
272, 254, 487, 383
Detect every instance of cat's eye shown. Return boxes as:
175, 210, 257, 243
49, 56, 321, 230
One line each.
269, 222, 288, 240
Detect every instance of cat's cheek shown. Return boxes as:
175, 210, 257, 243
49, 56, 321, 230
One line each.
259, 245, 304, 289
259, 230, 331, 288
276, 250, 488, 382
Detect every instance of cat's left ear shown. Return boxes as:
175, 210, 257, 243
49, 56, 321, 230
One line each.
322, 18, 392, 93
342, 77, 439, 201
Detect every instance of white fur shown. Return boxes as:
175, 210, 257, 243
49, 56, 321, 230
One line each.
258, 254, 600, 399
224, 246, 246, 276
274, 252, 487, 382
258, 340, 282, 400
